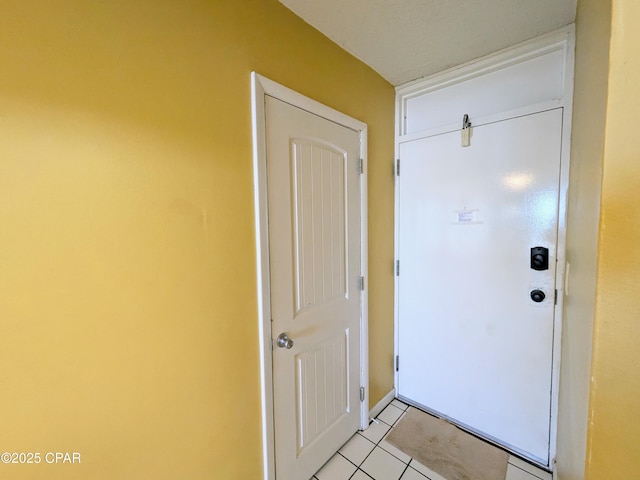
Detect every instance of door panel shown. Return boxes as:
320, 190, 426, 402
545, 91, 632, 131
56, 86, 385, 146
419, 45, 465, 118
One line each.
266, 96, 362, 480
291, 138, 347, 313
296, 330, 349, 450
397, 109, 563, 465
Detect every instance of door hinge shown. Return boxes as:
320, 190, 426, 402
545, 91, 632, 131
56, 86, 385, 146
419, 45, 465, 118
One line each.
395, 260, 400, 276
554, 289, 558, 305
357, 158, 364, 174
396, 159, 400, 176
358, 276, 365, 291
395, 355, 399, 372
360, 386, 365, 402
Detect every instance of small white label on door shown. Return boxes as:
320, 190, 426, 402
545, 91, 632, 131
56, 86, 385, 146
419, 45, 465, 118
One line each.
454, 210, 481, 224
457, 210, 476, 222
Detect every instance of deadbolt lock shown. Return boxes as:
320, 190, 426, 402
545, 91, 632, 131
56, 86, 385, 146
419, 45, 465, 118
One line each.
531, 247, 549, 271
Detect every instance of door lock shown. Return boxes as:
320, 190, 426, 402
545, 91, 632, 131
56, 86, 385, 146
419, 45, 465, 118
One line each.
531, 247, 549, 271
530, 289, 546, 303
276, 333, 294, 349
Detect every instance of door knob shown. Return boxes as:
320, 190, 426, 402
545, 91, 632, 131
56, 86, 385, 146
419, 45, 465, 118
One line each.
276, 333, 294, 349
530, 289, 546, 303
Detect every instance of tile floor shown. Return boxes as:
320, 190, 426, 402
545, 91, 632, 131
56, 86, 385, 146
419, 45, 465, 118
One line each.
311, 399, 552, 480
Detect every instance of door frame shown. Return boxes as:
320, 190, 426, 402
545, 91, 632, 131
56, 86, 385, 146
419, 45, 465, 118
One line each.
393, 27, 575, 470
251, 73, 369, 480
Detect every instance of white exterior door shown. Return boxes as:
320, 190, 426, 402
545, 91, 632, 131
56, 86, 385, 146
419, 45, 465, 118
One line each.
265, 96, 363, 480
397, 108, 563, 465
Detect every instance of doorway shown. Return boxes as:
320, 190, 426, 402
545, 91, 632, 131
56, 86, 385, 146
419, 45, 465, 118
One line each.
394, 30, 574, 469
252, 73, 369, 480
396, 108, 563, 465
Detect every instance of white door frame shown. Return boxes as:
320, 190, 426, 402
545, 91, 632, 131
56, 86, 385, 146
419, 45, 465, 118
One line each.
394, 27, 575, 470
251, 73, 369, 480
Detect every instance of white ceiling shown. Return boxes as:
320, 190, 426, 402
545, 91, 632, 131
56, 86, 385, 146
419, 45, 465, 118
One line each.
280, 0, 577, 86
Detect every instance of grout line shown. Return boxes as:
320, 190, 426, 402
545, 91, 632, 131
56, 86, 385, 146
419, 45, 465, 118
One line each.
317, 399, 413, 480
357, 431, 377, 445
357, 444, 377, 468
338, 451, 361, 470
377, 442, 411, 465
398, 463, 410, 479
352, 469, 375, 479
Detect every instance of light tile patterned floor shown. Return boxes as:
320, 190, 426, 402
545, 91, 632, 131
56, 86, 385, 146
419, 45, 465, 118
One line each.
312, 399, 552, 480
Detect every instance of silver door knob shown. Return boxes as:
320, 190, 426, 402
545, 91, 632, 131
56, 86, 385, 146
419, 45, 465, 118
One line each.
276, 332, 294, 349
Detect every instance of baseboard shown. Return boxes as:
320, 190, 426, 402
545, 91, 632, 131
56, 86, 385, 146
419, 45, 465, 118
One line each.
369, 388, 396, 421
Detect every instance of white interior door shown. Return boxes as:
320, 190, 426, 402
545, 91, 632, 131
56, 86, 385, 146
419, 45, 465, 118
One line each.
397, 108, 563, 465
265, 96, 363, 480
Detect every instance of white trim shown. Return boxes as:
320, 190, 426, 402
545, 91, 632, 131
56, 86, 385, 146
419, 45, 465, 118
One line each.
368, 389, 396, 421
396, 26, 575, 136
549, 25, 576, 475
397, 27, 572, 94
251, 73, 275, 480
251, 73, 369, 480
255, 75, 367, 132
393, 25, 575, 471
359, 127, 370, 430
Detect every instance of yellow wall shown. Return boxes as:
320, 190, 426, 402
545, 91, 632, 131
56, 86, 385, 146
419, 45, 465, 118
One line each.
586, 0, 640, 478
557, 0, 611, 478
0, 1, 395, 479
